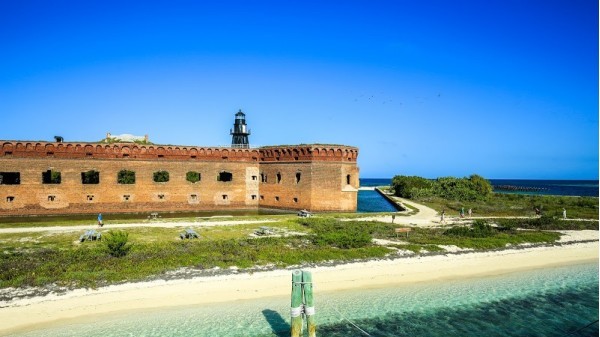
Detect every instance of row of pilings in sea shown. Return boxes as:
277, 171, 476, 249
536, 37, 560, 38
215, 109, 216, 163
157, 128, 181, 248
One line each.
493, 185, 548, 192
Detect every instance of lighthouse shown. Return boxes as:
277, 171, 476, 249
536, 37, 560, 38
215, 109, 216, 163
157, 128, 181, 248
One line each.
230, 109, 251, 148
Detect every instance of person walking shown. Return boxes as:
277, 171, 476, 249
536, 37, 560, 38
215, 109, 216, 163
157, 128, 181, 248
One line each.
468, 208, 472, 218
562, 208, 567, 219
98, 213, 103, 227
460, 207, 465, 218
441, 209, 446, 224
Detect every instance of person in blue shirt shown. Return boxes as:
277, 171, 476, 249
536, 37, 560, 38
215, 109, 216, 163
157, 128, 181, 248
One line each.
98, 213, 103, 227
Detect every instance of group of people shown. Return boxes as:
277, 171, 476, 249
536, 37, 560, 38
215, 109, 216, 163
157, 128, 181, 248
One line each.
535, 207, 568, 219
440, 207, 472, 224
440, 207, 569, 224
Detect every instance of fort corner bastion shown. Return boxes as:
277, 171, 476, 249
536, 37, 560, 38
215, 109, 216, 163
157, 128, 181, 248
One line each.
0, 138, 359, 217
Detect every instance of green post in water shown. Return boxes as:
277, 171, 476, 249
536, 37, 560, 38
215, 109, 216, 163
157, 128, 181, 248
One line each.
303, 270, 316, 337
291, 269, 303, 337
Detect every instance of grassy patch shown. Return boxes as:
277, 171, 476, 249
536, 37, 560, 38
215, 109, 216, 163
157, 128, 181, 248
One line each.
418, 194, 598, 219
0, 216, 568, 290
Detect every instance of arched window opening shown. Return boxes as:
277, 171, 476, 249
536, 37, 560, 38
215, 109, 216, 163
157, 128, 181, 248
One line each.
217, 171, 233, 182
42, 170, 61, 184
153, 171, 170, 183
0, 172, 20, 185
276, 172, 282, 184
295, 172, 301, 184
346, 174, 351, 185
186, 171, 201, 183
118, 170, 136, 184
81, 170, 100, 184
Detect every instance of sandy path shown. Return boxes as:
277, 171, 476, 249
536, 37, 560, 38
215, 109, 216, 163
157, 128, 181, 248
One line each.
356, 196, 443, 226
0, 219, 277, 234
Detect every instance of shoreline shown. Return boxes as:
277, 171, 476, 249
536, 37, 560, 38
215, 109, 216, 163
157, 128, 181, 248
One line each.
1, 238, 597, 335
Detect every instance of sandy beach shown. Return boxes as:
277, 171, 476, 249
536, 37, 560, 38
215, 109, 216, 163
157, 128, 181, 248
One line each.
0, 229, 597, 335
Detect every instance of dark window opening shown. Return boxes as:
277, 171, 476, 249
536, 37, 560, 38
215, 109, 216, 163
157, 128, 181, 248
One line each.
252, 175, 257, 181
260, 173, 267, 183
122, 154, 129, 158
190, 194, 198, 201
346, 174, 351, 185
293, 197, 298, 203
186, 171, 201, 183
276, 173, 282, 184
222, 194, 228, 200
294, 156, 299, 161
158, 154, 164, 158
251, 195, 257, 200
275, 196, 280, 201
118, 170, 136, 184
123, 195, 130, 201
153, 171, 170, 183
86, 152, 93, 157
191, 155, 197, 159
48, 195, 56, 201
42, 170, 61, 184
222, 156, 228, 160
158, 194, 165, 200
0, 172, 20, 185
260, 195, 264, 200
295, 172, 301, 184
7, 196, 15, 202
46, 152, 54, 156
4, 151, 12, 156
217, 171, 233, 182
81, 170, 100, 184
87, 195, 94, 201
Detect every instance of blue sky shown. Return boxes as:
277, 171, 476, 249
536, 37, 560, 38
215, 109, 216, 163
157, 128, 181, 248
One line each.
1, 0, 597, 179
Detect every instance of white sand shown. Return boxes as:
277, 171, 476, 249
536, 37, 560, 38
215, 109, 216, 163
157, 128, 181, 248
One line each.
0, 235, 597, 335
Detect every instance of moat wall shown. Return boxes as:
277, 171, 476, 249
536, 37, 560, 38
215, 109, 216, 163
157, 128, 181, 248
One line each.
0, 141, 358, 216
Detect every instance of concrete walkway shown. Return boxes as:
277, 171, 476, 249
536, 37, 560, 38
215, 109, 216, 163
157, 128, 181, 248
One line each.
355, 196, 447, 227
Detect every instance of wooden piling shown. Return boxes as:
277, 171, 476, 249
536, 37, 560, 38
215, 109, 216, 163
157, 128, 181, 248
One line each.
303, 271, 316, 337
291, 269, 303, 337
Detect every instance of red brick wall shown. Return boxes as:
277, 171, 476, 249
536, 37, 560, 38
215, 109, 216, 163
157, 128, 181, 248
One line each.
0, 141, 358, 215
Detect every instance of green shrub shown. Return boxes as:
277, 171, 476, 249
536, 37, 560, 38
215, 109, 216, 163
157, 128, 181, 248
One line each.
391, 174, 492, 202
391, 175, 432, 198
299, 218, 373, 249
444, 220, 496, 238
104, 230, 132, 257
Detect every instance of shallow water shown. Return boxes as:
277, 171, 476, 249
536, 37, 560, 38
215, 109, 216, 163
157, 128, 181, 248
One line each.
14, 262, 598, 337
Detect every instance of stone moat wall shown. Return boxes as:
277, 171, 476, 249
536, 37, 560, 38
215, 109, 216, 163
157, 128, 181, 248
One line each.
0, 141, 359, 216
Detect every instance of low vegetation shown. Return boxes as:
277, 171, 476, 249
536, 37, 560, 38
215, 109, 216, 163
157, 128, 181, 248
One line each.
0, 215, 570, 290
391, 174, 598, 219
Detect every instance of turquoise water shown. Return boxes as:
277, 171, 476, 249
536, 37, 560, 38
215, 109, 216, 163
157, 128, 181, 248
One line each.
14, 263, 598, 337
357, 190, 398, 213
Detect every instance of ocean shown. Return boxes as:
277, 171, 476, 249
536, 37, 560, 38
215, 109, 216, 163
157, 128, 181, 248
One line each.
14, 262, 599, 337
358, 179, 599, 213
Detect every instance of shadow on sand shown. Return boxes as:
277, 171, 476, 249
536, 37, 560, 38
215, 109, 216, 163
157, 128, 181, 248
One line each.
262, 309, 290, 337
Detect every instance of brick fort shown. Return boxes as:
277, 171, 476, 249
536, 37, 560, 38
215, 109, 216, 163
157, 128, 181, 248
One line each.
0, 111, 359, 216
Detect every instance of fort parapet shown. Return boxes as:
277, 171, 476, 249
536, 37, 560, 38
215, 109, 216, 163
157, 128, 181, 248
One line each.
0, 141, 358, 216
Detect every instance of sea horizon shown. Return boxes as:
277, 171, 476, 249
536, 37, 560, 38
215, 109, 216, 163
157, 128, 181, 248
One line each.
360, 178, 599, 198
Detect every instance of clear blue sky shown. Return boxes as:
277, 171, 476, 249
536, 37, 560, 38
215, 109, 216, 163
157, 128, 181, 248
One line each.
1, 0, 597, 179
